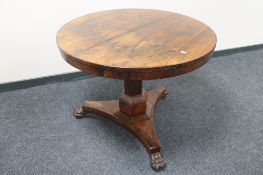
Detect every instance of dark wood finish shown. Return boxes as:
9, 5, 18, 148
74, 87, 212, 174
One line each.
119, 80, 146, 116
57, 9, 217, 80
74, 86, 167, 170
57, 9, 217, 171
124, 80, 142, 96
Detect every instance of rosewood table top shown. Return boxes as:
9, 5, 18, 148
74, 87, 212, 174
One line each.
57, 9, 216, 80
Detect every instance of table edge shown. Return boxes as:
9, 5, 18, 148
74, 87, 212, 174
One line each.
58, 45, 216, 80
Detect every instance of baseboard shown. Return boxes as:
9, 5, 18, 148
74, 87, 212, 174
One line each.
0, 72, 94, 93
213, 44, 263, 57
0, 44, 262, 93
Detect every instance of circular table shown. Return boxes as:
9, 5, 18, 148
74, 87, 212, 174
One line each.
56, 9, 217, 171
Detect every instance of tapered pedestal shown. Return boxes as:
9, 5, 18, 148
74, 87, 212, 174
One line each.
74, 80, 168, 171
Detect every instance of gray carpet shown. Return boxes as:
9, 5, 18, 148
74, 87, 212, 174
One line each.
1, 49, 263, 175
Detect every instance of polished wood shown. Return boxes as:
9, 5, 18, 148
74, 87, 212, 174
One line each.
57, 9, 217, 80
56, 9, 217, 171
119, 80, 146, 116
74, 86, 167, 170
124, 80, 142, 96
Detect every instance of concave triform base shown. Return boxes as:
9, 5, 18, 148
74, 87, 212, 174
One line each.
73, 80, 168, 171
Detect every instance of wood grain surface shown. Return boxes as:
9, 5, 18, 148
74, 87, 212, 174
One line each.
74, 86, 168, 170
57, 9, 217, 80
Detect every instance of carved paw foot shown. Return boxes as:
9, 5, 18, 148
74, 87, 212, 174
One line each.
161, 89, 168, 100
73, 106, 86, 119
150, 152, 166, 171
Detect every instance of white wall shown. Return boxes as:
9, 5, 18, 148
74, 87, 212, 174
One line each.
0, 0, 262, 83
